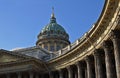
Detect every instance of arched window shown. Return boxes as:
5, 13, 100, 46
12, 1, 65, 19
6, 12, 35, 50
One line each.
44, 45, 48, 50
50, 45, 54, 51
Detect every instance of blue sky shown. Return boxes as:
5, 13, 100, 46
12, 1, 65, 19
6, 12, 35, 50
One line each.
0, 0, 104, 50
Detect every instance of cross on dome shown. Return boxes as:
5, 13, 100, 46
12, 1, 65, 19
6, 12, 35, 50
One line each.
51, 7, 55, 18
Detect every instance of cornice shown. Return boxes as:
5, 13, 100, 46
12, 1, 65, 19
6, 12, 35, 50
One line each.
0, 58, 46, 72
47, 0, 120, 71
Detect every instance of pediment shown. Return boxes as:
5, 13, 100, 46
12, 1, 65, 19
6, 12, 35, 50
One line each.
0, 54, 21, 63
0, 49, 27, 63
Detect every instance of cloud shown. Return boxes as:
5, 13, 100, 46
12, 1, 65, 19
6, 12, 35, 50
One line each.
10, 47, 23, 51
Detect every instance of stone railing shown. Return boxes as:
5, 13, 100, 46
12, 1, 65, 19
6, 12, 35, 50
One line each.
49, 6, 120, 60
50, 23, 96, 59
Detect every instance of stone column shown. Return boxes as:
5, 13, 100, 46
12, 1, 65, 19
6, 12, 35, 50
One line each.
75, 73, 77, 78
6, 74, 10, 78
76, 62, 84, 78
40, 74, 44, 78
85, 56, 94, 78
67, 66, 73, 78
35, 74, 39, 78
59, 70, 63, 78
24, 75, 28, 78
102, 40, 116, 78
110, 30, 120, 78
55, 42, 57, 51
17, 72, 22, 78
49, 72, 54, 78
94, 49, 104, 78
29, 72, 34, 78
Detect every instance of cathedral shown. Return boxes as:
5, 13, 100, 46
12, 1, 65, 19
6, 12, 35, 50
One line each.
0, 0, 120, 78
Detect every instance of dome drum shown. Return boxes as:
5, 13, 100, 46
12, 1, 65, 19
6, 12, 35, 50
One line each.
36, 39, 70, 46
36, 12, 70, 52
37, 39, 70, 51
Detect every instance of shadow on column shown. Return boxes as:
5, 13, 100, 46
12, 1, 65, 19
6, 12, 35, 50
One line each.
62, 68, 68, 78
0, 74, 6, 78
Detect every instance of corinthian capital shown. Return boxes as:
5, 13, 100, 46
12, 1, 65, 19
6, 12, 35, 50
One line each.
85, 56, 92, 63
110, 30, 120, 40
94, 49, 101, 56
102, 40, 112, 49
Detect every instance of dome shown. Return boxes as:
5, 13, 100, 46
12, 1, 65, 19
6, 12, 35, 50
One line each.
41, 23, 66, 34
36, 11, 70, 52
37, 13, 69, 40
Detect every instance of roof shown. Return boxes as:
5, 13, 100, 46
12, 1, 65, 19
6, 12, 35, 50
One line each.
37, 13, 69, 42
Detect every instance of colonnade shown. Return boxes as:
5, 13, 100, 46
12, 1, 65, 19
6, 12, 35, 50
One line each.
0, 30, 120, 78
46, 30, 120, 78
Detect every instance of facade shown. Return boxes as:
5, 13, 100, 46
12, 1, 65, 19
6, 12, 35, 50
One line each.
0, 0, 120, 78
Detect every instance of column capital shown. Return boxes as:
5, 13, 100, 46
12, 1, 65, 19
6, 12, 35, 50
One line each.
102, 40, 112, 49
66, 65, 72, 70
75, 62, 80, 66
75, 61, 84, 67
75, 62, 81, 68
58, 69, 62, 72
85, 56, 92, 63
94, 49, 103, 57
110, 30, 120, 40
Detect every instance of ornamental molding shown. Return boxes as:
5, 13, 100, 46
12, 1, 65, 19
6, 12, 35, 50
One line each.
47, 0, 120, 70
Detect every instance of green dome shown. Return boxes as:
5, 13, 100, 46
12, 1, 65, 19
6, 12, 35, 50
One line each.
38, 14, 69, 40
36, 12, 70, 51
41, 20, 66, 34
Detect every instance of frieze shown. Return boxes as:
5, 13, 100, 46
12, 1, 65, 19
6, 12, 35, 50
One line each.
47, 0, 120, 71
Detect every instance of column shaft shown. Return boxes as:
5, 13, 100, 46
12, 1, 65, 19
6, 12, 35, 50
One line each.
85, 56, 94, 78
76, 62, 84, 78
29, 72, 34, 78
35, 74, 39, 78
111, 30, 120, 78
40, 74, 44, 78
6, 74, 10, 78
59, 70, 63, 78
67, 66, 73, 78
103, 41, 116, 78
18, 73, 22, 78
24, 75, 28, 78
94, 49, 104, 78
49, 72, 54, 78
